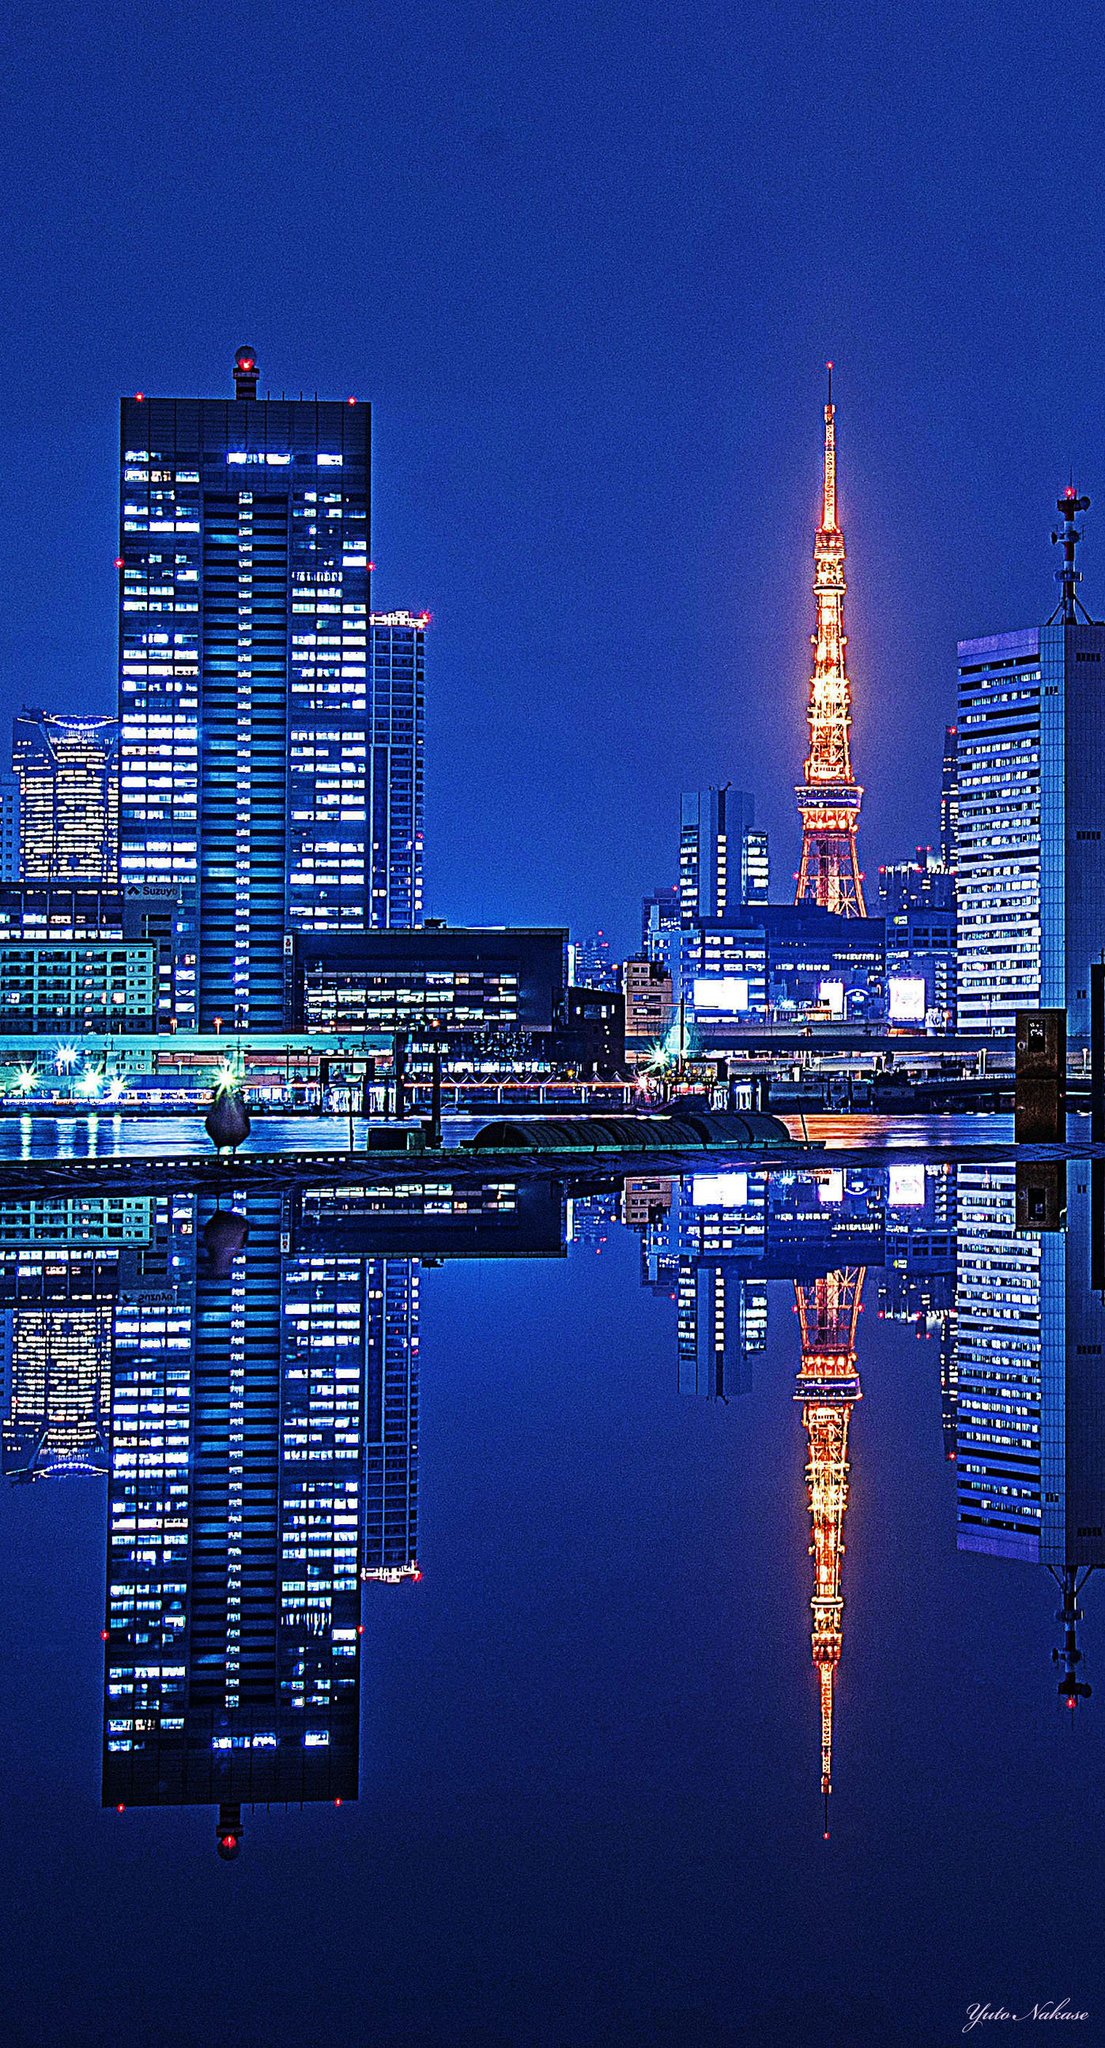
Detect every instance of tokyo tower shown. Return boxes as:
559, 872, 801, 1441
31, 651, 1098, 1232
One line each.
795, 366, 866, 915
794, 1266, 864, 1836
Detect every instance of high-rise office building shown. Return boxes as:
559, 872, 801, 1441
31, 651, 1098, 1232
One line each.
956, 491, 1105, 1039
679, 786, 768, 922
13, 710, 119, 884
877, 852, 956, 1029
0, 774, 21, 881
570, 930, 618, 991
119, 346, 388, 1030
288, 612, 426, 932
940, 724, 959, 872
641, 884, 680, 977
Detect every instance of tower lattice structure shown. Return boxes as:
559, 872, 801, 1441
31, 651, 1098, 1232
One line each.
794, 1265, 864, 1836
795, 367, 866, 915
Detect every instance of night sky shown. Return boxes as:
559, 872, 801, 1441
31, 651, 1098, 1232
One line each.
3, 0, 1105, 953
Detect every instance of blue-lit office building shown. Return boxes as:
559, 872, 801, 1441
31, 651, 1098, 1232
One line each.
955, 1166, 1105, 1575
877, 855, 956, 1029
679, 786, 769, 921
118, 348, 425, 1032
681, 902, 885, 1036
956, 504, 1105, 1038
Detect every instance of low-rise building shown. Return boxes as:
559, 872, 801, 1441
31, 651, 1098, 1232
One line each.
623, 956, 674, 1042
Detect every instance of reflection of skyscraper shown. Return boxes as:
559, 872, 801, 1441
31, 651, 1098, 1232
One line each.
955, 1165, 1105, 1707
363, 1259, 420, 1583
0, 1196, 146, 1483
794, 1268, 864, 1835
677, 1265, 767, 1399
104, 1193, 363, 1852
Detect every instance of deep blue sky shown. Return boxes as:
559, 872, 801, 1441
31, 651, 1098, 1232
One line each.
2, 0, 1104, 952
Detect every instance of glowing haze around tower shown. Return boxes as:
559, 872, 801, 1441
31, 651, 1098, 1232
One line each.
794, 366, 866, 915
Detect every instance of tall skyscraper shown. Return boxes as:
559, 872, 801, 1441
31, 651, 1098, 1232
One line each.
119, 347, 377, 1029
288, 612, 426, 933
956, 490, 1105, 1038
795, 368, 866, 916
679, 786, 769, 921
570, 930, 618, 991
0, 774, 21, 882
13, 709, 119, 884
940, 724, 959, 872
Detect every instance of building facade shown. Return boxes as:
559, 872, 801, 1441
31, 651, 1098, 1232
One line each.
289, 925, 567, 1038
877, 854, 956, 1029
679, 786, 768, 923
118, 348, 375, 1031
623, 956, 674, 1042
13, 710, 119, 885
956, 499, 1105, 1038
0, 885, 184, 1030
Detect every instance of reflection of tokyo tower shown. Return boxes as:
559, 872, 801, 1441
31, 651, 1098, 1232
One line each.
794, 1267, 864, 1837
794, 366, 866, 915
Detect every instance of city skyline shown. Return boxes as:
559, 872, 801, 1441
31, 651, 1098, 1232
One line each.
7, 345, 1091, 973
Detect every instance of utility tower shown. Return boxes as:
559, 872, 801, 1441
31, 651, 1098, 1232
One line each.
794, 1266, 865, 1836
795, 367, 866, 914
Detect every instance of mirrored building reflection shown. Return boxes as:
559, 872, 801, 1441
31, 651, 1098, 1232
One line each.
955, 1163, 1105, 1707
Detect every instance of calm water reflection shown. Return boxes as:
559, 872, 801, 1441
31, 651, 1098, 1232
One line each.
1, 1159, 1103, 2047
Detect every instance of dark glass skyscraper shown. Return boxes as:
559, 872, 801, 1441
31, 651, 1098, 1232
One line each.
118, 348, 378, 1029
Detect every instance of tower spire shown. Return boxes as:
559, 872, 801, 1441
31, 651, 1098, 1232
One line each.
822, 362, 836, 529
795, 367, 866, 915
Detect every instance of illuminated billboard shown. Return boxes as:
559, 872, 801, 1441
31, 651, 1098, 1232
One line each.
889, 976, 927, 1024
693, 977, 750, 1014
691, 1172, 749, 1209
818, 980, 845, 1019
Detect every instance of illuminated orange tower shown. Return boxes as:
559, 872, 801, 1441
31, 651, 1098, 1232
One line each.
794, 1265, 864, 1836
795, 366, 866, 915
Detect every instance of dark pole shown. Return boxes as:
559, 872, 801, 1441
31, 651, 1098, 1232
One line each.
1092, 962, 1105, 1144
394, 1030, 408, 1121
429, 1045, 443, 1148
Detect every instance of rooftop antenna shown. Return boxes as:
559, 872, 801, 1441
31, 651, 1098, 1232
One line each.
1049, 486, 1096, 624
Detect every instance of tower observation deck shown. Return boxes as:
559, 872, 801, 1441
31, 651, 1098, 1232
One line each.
795, 367, 866, 915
